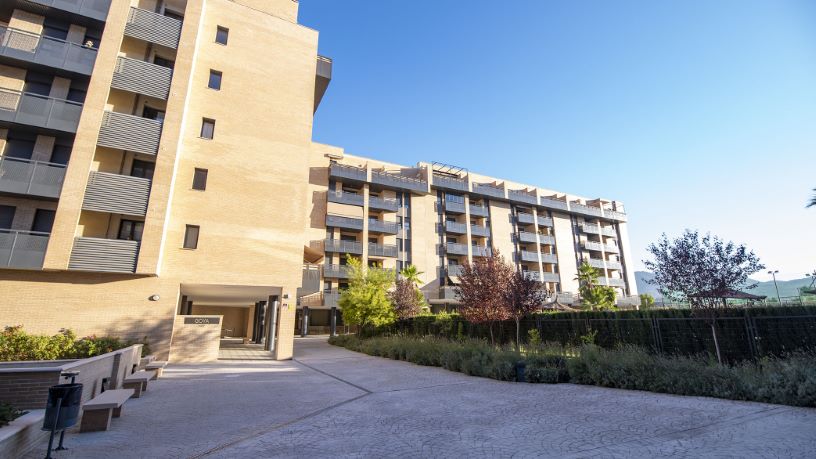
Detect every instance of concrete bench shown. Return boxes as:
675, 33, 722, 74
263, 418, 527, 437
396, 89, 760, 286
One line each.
80, 389, 134, 432
144, 361, 167, 379
123, 370, 156, 398
139, 354, 156, 369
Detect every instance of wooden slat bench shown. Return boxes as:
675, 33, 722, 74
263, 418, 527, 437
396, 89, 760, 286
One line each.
144, 361, 167, 379
80, 389, 134, 432
123, 370, 156, 398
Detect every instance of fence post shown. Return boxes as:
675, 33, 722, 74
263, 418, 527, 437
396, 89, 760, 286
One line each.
651, 317, 663, 353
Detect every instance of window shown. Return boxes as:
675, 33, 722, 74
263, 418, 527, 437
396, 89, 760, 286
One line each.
31, 209, 56, 233
200, 119, 215, 139
192, 168, 208, 190
164, 9, 184, 21
183, 225, 199, 249
208, 70, 222, 90
143, 106, 165, 122
153, 56, 175, 69
131, 160, 155, 180
118, 220, 144, 241
0, 205, 15, 230
215, 26, 229, 45
4, 132, 37, 159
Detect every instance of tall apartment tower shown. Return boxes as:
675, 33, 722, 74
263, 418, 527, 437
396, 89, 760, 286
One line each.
0, 0, 329, 359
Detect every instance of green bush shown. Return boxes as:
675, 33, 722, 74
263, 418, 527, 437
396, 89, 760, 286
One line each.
0, 326, 135, 361
0, 402, 26, 427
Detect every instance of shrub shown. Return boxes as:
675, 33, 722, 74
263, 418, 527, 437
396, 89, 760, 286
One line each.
0, 402, 26, 427
0, 326, 133, 361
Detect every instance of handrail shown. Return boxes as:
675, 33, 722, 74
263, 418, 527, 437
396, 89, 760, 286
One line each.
0, 25, 98, 51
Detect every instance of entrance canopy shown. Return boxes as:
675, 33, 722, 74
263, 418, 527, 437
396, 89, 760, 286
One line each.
181, 283, 282, 307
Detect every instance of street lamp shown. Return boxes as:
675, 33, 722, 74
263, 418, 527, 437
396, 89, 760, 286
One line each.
768, 270, 781, 305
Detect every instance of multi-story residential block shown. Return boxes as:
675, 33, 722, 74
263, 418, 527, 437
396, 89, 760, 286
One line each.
0, 0, 636, 360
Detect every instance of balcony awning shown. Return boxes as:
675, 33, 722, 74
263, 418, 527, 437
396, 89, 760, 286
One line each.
303, 244, 324, 264
448, 275, 461, 285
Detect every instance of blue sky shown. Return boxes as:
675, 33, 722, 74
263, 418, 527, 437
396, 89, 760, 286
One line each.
299, 0, 816, 281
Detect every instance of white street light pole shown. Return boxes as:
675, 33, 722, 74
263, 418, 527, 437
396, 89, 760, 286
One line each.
768, 270, 781, 305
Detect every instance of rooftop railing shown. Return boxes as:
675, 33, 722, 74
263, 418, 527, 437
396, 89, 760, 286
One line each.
329, 163, 367, 182
432, 173, 467, 191
539, 196, 569, 211
0, 25, 97, 75
370, 170, 427, 192
508, 189, 537, 205
0, 156, 66, 199
472, 182, 505, 199
571, 202, 604, 217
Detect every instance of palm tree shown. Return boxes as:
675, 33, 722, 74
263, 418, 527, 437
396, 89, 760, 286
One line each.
808, 188, 816, 208
399, 264, 423, 286
574, 261, 599, 291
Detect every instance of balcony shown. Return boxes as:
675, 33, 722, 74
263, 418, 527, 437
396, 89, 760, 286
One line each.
439, 286, 459, 300
523, 271, 540, 281
472, 246, 492, 257
97, 111, 162, 155
542, 272, 560, 283
444, 199, 466, 214
444, 221, 467, 234
518, 231, 538, 244
539, 196, 569, 211
314, 55, 332, 112
508, 189, 536, 205
323, 238, 363, 255
0, 26, 97, 75
472, 182, 504, 199
329, 163, 366, 182
571, 202, 603, 218
587, 258, 605, 269
368, 195, 398, 212
520, 250, 539, 263
445, 242, 468, 256
25, 0, 111, 22
432, 173, 467, 191
606, 260, 623, 270
583, 241, 604, 251
604, 244, 620, 253
540, 253, 558, 264
325, 215, 363, 231
323, 264, 351, 279
327, 190, 363, 207
0, 230, 49, 269
607, 278, 626, 288
368, 242, 397, 258
517, 213, 535, 225
582, 223, 616, 237
470, 225, 489, 237
124, 7, 182, 49
604, 209, 627, 222
0, 88, 82, 133
469, 203, 488, 217
324, 289, 340, 307
111, 56, 173, 100
370, 170, 427, 193
539, 235, 555, 245
0, 157, 66, 199
537, 216, 553, 227
447, 265, 463, 277
68, 237, 139, 273
367, 218, 398, 234
81, 171, 151, 216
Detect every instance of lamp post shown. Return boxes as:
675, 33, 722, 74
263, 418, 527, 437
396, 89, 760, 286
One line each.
768, 270, 781, 305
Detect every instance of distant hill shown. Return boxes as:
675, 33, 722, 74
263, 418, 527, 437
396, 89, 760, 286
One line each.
634, 271, 814, 300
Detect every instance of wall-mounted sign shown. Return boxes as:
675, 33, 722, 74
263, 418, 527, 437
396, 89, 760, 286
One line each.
184, 317, 221, 325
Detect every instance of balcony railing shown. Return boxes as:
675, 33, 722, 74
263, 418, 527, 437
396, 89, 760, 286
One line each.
27, 0, 112, 22
583, 241, 604, 251
604, 209, 627, 221
607, 278, 626, 287
0, 88, 83, 133
517, 213, 535, 225
444, 221, 467, 234
445, 242, 468, 256
329, 163, 366, 182
571, 202, 603, 217
472, 246, 492, 257
604, 244, 620, 253
472, 182, 505, 199
97, 111, 162, 155
606, 260, 623, 270
540, 253, 558, 264
325, 215, 363, 231
537, 216, 553, 227
523, 271, 540, 281
327, 190, 363, 207
367, 218, 398, 234
520, 250, 539, 263
367, 242, 397, 258
68, 237, 139, 273
370, 170, 427, 193
518, 231, 538, 244
542, 272, 560, 283
439, 286, 459, 300
82, 171, 151, 216
111, 56, 173, 100
444, 199, 466, 214
323, 264, 351, 279
0, 157, 66, 199
368, 195, 398, 212
582, 223, 617, 237
539, 235, 555, 245
447, 265, 463, 277
124, 7, 183, 49
539, 196, 569, 211
469, 203, 489, 217
0, 230, 49, 269
508, 189, 536, 205
432, 173, 467, 191
470, 225, 489, 237
587, 258, 605, 269
323, 239, 363, 255
0, 25, 97, 75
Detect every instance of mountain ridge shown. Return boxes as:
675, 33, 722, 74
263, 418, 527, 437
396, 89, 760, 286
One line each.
634, 271, 814, 299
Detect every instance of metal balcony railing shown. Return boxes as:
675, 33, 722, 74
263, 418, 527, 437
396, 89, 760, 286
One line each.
470, 225, 490, 237
323, 264, 351, 279
27, 0, 112, 22
520, 250, 539, 263
582, 223, 617, 237
469, 203, 489, 217
523, 271, 541, 281
439, 286, 458, 300
97, 111, 163, 155
587, 258, 605, 269
368, 242, 397, 258
444, 199, 466, 214
124, 7, 182, 49
0, 25, 97, 75
571, 202, 603, 217
472, 246, 492, 257
0, 88, 83, 133
370, 170, 427, 192
329, 163, 366, 182
604, 209, 627, 221
367, 219, 398, 234
517, 213, 535, 225
0, 230, 49, 269
604, 244, 620, 253
539, 196, 569, 211
68, 237, 139, 273
537, 216, 553, 227
541, 272, 560, 283
540, 253, 558, 264
447, 265, 463, 276
111, 56, 173, 100
607, 278, 626, 287
518, 231, 538, 243
368, 195, 398, 212
82, 171, 151, 216
323, 239, 363, 255
0, 157, 66, 199
444, 221, 467, 234
325, 215, 363, 231
606, 260, 623, 270
508, 189, 537, 205
445, 242, 468, 256
539, 235, 555, 245
472, 182, 504, 199
327, 190, 363, 207
583, 241, 604, 251
432, 173, 467, 191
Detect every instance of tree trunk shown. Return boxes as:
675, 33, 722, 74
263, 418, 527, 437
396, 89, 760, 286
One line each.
515, 318, 521, 352
488, 323, 495, 346
710, 321, 723, 365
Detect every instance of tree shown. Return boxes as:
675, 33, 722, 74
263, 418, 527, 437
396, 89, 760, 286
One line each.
456, 250, 512, 345
639, 293, 656, 310
389, 265, 427, 319
337, 256, 396, 329
808, 188, 816, 208
644, 230, 764, 363
503, 270, 545, 351
575, 262, 616, 310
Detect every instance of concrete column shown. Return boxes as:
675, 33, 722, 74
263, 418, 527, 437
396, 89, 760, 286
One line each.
32, 136, 55, 162
264, 297, 278, 352
361, 183, 370, 264
464, 195, 473, 262
49, 77, 71, 100
300, 306, 309, 337
330, 306, 337, 336
531, 208, 544, 280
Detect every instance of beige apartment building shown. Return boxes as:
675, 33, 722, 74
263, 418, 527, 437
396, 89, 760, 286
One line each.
0, 0, 636, 360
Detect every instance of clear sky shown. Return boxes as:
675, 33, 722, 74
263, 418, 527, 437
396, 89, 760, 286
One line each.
299, 0, 816, 281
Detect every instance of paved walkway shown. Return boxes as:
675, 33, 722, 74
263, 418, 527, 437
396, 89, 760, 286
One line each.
28, 337, 816, 458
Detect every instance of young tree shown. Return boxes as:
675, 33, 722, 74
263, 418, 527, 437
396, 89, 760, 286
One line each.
456, 250, 512, 345
644, 230, 764, 363
639, 293, 656, 310
389, 265, 427, 319
503, 270, 545, 351
575, 262, 616, 310
337, 256, 396, 330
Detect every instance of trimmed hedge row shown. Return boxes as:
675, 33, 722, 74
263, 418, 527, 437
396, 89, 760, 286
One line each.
0, 326, 149, 361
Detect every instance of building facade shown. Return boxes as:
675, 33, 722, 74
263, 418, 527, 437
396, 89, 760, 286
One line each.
0, 0, 636, 360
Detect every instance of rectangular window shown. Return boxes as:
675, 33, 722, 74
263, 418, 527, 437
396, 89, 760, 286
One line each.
183, 225, 199, 249
215, 26, 229, 45
131, 159, 155, 180
200, 119, 215, 139
31, 209, 56, 233
0, 205, 15, 229
192, 168, 208, 190
208, 70, 222, 90
118, 220, 144, 241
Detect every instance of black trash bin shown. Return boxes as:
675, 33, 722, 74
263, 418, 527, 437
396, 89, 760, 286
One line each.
42, 383, 83, 431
